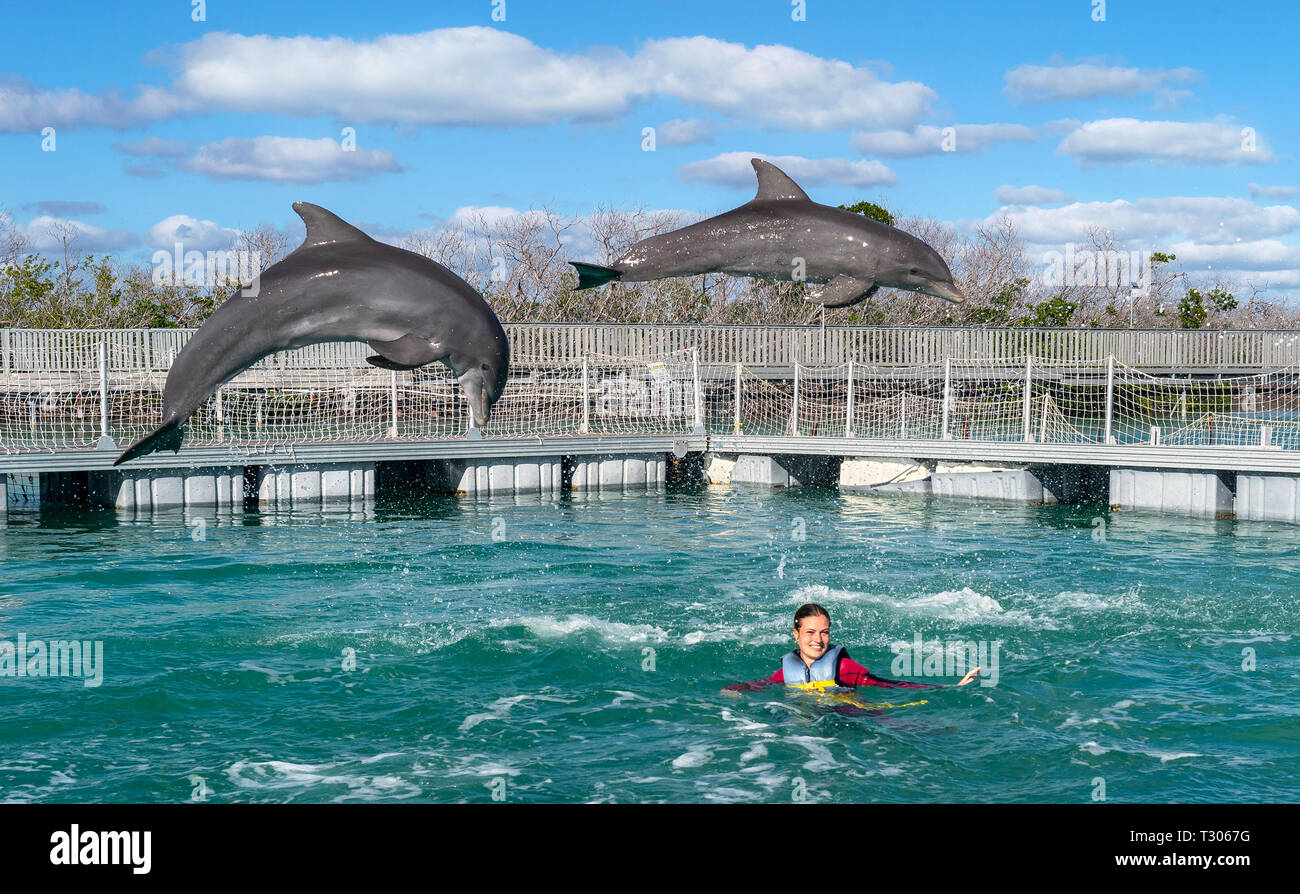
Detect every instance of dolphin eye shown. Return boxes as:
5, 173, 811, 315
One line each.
481, 363, 489, 371
910, 268, 919, 275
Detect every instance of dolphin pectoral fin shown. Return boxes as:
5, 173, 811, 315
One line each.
365, 334, 446, 370
806, 275, 878, 308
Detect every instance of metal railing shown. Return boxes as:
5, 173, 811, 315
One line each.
5, 325, 1300, 372
5, 339, 1300, 457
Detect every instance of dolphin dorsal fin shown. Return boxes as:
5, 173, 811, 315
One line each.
292, 202, 373, 248
751, 158, 810, 202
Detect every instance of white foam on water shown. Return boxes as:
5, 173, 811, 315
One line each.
492, 614, 669, 645
1149, 750, 1202, 763
785, 735, 840, 771
739, 743, 769, 764
1200, 633, 1292, 646
1079, 741, 1110, 756
702, 786, 761, 802
787, 583, 1040, 627
720, 708, 769, 732
683, 624, 787, 646
225, 759, 422, 800
671, 745, 714, 769
460, 693, 573, 732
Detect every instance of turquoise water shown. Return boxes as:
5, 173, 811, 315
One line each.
1, 485, 1297, 803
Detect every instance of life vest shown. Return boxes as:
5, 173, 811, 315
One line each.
782, 644, 848, 691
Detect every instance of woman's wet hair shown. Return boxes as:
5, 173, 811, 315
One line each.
793, 603, 830, 630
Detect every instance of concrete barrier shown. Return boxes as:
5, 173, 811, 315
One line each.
1109, 468, 1235, 518
1236, 473, 1300, 523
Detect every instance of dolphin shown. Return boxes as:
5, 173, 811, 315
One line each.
114, 202, 509, 466
571, 158, 964, 308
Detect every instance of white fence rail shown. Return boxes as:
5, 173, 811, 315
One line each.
4, 337, 1299, 455
5, 326, 1300, 372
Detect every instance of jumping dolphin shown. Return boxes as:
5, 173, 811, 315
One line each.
571, 158, 964, 308
114, 202, 509, 466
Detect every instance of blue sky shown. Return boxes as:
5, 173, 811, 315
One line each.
2, 0, 1297, 290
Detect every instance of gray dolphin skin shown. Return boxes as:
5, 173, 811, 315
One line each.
115, 202, 509, 466
571, 158, 964, 309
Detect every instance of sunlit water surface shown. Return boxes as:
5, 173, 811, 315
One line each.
1, 485, 1297, 803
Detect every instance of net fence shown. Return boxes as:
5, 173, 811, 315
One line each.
4, 343, 1300, 454
0, 345, 702, 454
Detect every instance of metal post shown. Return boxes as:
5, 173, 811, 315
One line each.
389, 369, 399, 438
692, 347, 702, 432
941, 357, 951, 440
1104, 354, 1115, 445
790, 362, 799, 435
898, 391, 906, 440
581, 353, 590, 434
215, 387, 224, 442
733, 362, 742, 434
2, 329, 9, 375
845, 360, 854, 437
98, 340, 109, 438
1039, 391, 1050, 443
1022, 356, 1033, 443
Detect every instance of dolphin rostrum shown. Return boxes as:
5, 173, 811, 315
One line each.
114, 202, 509, 466
571, 158, 964, 308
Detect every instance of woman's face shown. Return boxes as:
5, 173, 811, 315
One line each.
793, 615, 830, 664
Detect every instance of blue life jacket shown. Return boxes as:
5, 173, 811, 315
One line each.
781, 644, 846, 689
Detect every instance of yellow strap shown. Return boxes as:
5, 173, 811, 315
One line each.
790, 681, 928, 709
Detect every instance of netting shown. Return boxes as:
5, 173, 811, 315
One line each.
1112, 363, 1300, 449
6, 342, 1300, 455
0, 344, 701, 453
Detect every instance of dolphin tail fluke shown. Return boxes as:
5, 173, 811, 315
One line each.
114, 419, 184, 466
570, 262, 622, 290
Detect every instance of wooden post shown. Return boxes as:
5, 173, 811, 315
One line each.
790, 362, 800, 435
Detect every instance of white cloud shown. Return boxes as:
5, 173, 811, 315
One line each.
983, 196, 1300, 247
4, 29, 935, 134
0, 76, 189, 132
445, 205, 547, 231
656, 118, 717, 147
1166, 239, 1300, 272
852, 123, 1034, 157
1056, 119, 1274, 165
634, 36, 933, 130
994, 185, 1074, 205
13, 215, 137, 252
146, 214, 242, 251
678, 152, 897, 191
1249, 183, 1299, 200
179, 136, 402, 183
1003, 62, 1199, 103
